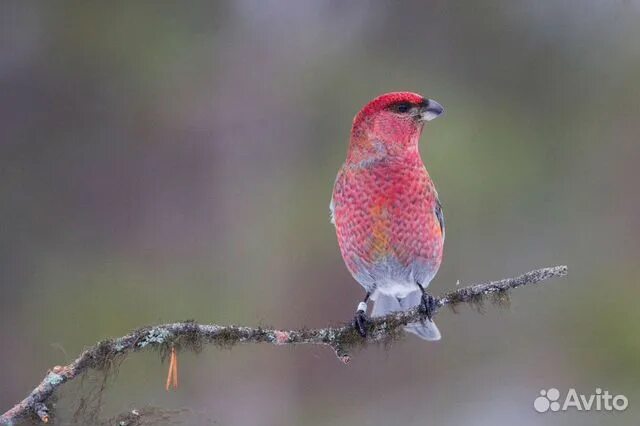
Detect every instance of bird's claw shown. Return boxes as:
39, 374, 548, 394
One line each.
420, 292, 437, 321
353, 310, 369, 338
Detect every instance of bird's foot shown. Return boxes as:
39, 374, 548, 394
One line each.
353, 302, 369, 338
419, 292, 437, 321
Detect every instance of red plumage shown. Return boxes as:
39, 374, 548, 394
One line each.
333, 152, 442, 277
331, 92, 445, 340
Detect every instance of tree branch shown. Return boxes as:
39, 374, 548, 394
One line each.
0, 265, 566, 425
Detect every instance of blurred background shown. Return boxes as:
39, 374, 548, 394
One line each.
1, 1, 639, 425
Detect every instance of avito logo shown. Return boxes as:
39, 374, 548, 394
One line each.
534, 388, 628, 413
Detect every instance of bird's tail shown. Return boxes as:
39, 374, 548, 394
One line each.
371, 290, 441, 341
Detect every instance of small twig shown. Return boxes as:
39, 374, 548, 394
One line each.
0, 265, 567, 425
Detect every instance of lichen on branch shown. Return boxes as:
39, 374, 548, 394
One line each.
0, 265, 567, 425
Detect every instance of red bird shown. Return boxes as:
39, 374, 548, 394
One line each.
331, 92, 445, 339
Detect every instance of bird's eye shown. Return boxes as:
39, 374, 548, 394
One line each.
391, 102, 412, 114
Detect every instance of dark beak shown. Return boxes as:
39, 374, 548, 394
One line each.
419, 99, 444, 121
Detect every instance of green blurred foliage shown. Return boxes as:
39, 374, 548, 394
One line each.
1, 1, 639, 424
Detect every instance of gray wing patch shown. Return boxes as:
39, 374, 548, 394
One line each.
329, 196, 336, 225
329, 167, 345, 227
435, 197, 445, 240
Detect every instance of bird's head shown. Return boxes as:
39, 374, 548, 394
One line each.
348, 91, 444, 162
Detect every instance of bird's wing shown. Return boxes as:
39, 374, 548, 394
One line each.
435, 196, 445, 241
329, 165, 346, 226
329, 195, 336, 225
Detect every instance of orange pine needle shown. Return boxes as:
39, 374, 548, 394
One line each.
172, 347, 178, 388
165, 346, 178, 391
